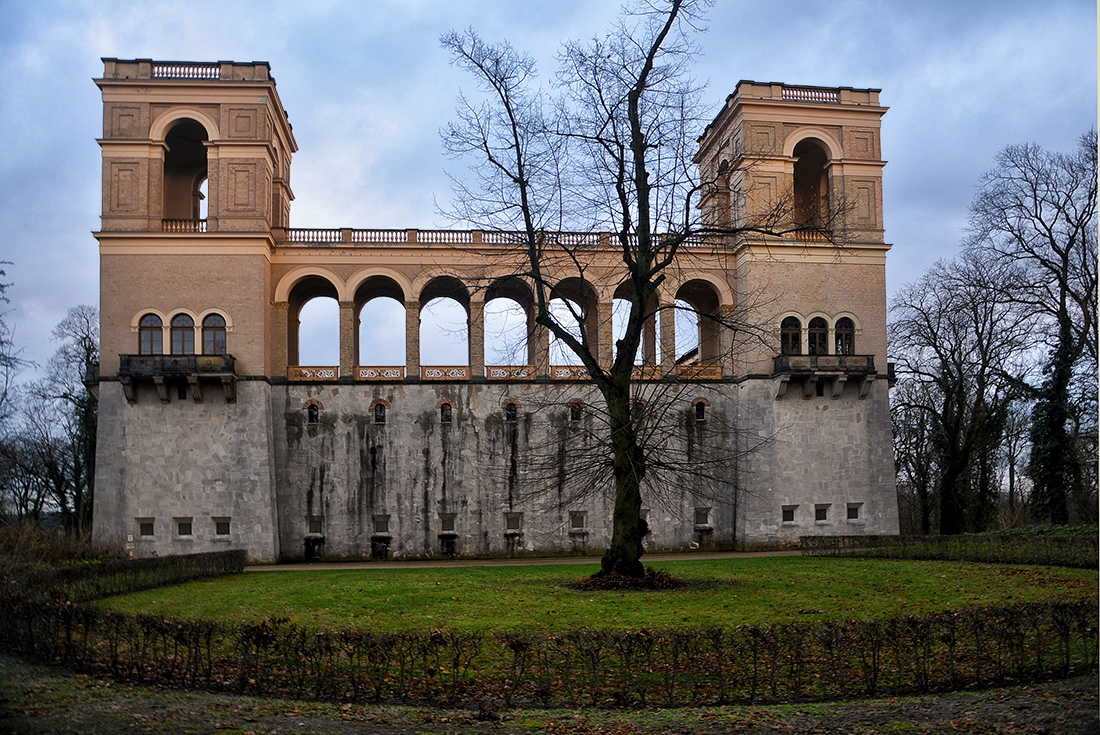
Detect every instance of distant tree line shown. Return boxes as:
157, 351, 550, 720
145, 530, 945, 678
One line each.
0, 272, 98, 536
891, 132, 1097, 534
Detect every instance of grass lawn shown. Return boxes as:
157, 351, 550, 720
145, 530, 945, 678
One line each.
98, 556, 1096, 632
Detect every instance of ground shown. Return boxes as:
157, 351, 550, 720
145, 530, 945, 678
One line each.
1, 654, 1095, 734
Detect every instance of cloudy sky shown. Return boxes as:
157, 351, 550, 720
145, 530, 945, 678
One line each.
0, 0, 1094, 371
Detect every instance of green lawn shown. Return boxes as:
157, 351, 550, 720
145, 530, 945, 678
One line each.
98, 557, 1095, 632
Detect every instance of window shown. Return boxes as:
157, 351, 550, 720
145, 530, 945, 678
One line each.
139, 314, 162, 355
569, 402, 583, 422
570, 511, 586, 530
137, 518, 154, 537
808, 317, 828, 356
847, 503, 862, 521
374, 403, 386, 424
780, 316, 801, 355
307, 404, 319, 424
440, 403, 453, 423
505, 512, 523, 532
374, 514, 390, 534
815, 504, 829, 522
504, 402, 518, 422
835, 317, 855, 356
440, 513, 456, 533
176, 518, 193, 536
694, 507, 711, 526
214, 518, 231, 536
792, 138, 830, 228
202, 314, 227, 355
782, 505, 797, 523
308, 517, 323, 534
694, 401, 706, 422
170, 314, 195, 355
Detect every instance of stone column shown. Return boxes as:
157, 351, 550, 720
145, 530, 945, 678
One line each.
405, 301, 420, 379
596, 302, 615, 371
468, 299, 484, 379
714, 304, 733, 378
531, 314, 550, 378
272, 301, 289, 377
660, 297, 677, 377
339, 301, 356, 378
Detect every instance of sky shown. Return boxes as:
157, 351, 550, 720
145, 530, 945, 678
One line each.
0, 0, 1094, 372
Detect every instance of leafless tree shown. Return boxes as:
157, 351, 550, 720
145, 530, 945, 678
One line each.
440, 0, 818, 576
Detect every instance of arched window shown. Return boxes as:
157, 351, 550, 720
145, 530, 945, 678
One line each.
793, 139, 830, 229
695, 401, 706, 422
780, 316, 801, 355
569, 401, 583, 422
170, 314, 195, 355
307, 404, 319, 424
440, 403, 453, 423
374, 403, 386, 424
807, 317, 828, 356
202, 314, 227, 355
163, 119, 209, 221
504, 402, 518, 422
139, 314, 163, 355
835, 317, 855, 355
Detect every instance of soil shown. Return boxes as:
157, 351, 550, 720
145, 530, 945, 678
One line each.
1, 653, 1095, 734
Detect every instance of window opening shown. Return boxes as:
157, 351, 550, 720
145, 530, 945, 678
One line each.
440, 403, 453, 423
176, 519, 193, 536
308, 517, 323, 534
214, 518, 231, 536
570, 511, 587, 530
440, 514, 456, 533
815, 505, 829, 522
780, 316, 801, 355
202, 314, 227, 355
569, 402, 583, 422
695, 401, 706, 422
170, 314, 194, 355
504, 402, 517, 422
374, 403, 386, 424
847, 503, 862, 520
163, 119, 209, 220
307, 404, 319, 424
792, 138, 830, 229
505, 512, 523, 532
139, 314, 163, 355
835, 317, 855, 355
374, 515, 391, 534
782, 505, 797, 523
694, 507, 710, 526
138, 519, 154, 536
807, 317, 828, 356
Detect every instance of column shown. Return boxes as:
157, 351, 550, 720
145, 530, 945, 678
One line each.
405, 301, 420, 379
339, 301, 355, 378
660, 296, 677, 377
531, 316, 550, 378
596, 302, 615, 371
468, 299, 484, 379
272, 301, 290, 376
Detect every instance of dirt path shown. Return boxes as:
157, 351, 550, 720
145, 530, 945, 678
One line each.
246, 549, 801, 572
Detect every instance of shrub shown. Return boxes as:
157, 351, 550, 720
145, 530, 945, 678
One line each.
800, 533, 1098, 568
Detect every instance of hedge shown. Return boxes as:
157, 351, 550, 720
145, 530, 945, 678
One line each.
0, 595, 1094, 707
800, 534, 1098, 569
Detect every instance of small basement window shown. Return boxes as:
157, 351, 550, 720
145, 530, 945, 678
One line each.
815, 505, 829, 522
137, 518, 155, 537
440, 513, 456, 533
374, 515, 390, 534
847, 503, 863, 521
504, 402, 518, 422
176, 518, 193, 536
308, 516, 323, 534
440, 403, 453, 423
214, 518, 231, 536
782, 505, 797, 523
570, 511, 586, 530
374, 403, 386, 424
307, 404, 320, 424
695, 401, 706, 422
569, 402, 583, 422
694, 507, 711, 527
505, 512, 523, 532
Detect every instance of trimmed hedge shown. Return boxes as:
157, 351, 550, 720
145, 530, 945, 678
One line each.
0, 595, 1094, 707
7, 550, 247, 603
800, 534, 1098, 569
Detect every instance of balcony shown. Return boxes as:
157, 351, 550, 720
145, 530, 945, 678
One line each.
771, 354, 877, 399
118, 354, 236, 403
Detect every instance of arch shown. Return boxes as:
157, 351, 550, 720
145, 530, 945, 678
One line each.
612, 280, 659, 366
150, 108, 220, 143
346, 267, 412, 302
781, 127, 840, 160
287, 274, 341, 366
675, 279, 723, 364
302, 399, 325, 411
834, 316, 856, 355
354, 274, 407, 366
780, 314, 802, 355
370, 398, 390, 424
274, 266, 347, 303
201, 313, 227, 355
485, 276, 535, 367
807, 316, 829, 356
131, 308, 168, 331
693, 397, 709, 422
792, 137, 831, 229
162, 118, 210, 220
419, 276, 470, 367
567, 398, 585, 422
502, 398, 521, 422
196, 308, 234, 332
138, 313, 164, 355
549, 277, 599, 365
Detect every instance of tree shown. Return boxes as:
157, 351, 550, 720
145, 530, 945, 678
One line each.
965, 132, 1098, 524
890, 253, 1033, 534
440, 0, 819, 576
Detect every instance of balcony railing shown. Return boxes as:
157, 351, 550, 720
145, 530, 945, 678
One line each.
281, 228, 706, 249
119, 353, 235, 376
772, 354, 875, 374
288, 366, 339, 381
356, 366, 406, 381
782, 86, 840, 104
162, 219, 207, 233
486, 365, 534, 381
153, 62, 220, 80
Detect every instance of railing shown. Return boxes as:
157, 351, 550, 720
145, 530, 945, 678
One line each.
551, 365, 590, 380
288, 366, 339, 381
153, 63, 220, 80
282, 228, 708, 249
162, 219, 207, 233
486, 365, 535, 380
356, 366, 406, 381
421, 366, 470, 380
119, 354, 235, 376
772, 354, 875, 373
782, 86, 839, 104
675, 364, 723, 380
791, 229, 829, 242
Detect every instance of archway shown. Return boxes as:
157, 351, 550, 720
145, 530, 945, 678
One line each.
355, 276, 406, 366
674, 280, 722, 364
163, 119, 209, 220
288, 276, 340, 366
419, 276, 470, 366
793, 138, 830, 229
484, 277, 534, 366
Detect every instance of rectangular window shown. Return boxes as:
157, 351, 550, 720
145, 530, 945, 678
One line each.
847, 503, 862, 521
308, 517, 323, 534
175, 518, 193, 536
782, 505, 797, 523
505, 512, 523, 532
374, 514, 390, 534
440, 514, 456, 533
815, 505, 829, 522
570, 511, 586, 530
694, 507, 710, 526
214, 518, 231, 536
137, 518, 154, 537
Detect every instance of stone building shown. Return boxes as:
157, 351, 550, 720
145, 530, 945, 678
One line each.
90, 59, 899, 562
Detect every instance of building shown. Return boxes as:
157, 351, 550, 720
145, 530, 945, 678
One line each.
91, 59, 898, 562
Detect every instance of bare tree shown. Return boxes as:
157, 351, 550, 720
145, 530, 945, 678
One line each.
440, 0, 812, 576
890, 253, 1033, 534
965, 131, 1098, 524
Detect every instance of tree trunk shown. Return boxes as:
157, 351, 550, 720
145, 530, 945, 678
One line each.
599, 384, 646, 577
